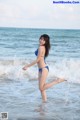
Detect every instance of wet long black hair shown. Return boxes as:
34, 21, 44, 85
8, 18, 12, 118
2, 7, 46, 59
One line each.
39, 34, 51, 58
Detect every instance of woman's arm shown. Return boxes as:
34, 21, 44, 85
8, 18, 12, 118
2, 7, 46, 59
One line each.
22, 46, 43, 70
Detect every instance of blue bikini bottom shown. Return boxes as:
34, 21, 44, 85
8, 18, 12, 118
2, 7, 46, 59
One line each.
39, 66, 49, 73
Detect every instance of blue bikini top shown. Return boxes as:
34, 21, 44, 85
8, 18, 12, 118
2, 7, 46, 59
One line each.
35, 49, 38, 56
35, 49, 45, 60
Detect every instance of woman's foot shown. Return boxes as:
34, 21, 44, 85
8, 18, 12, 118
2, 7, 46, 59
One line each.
57, 78, 67, 83
42, 99, 47, 103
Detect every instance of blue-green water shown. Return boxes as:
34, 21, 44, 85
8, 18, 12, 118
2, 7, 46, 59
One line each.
0, 27, 80, 120
0, 27, 80, 59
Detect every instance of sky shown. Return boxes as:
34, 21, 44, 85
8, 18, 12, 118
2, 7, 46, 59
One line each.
0, 0, 80, 29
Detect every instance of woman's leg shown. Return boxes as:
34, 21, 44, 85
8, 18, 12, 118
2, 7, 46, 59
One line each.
39, 68, 65, 91
38, 71, 47, 102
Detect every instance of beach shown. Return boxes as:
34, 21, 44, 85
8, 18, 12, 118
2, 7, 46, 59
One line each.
0, 27, 80, 120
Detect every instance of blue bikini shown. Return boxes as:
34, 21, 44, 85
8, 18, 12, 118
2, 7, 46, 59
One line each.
35, 49, 38, 56
35, 49, 49, 73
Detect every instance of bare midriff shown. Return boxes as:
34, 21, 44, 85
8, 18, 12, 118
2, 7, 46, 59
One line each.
37, 57, 46, 68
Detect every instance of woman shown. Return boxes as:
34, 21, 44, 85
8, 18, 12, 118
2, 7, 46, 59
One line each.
22, 34, 66, 102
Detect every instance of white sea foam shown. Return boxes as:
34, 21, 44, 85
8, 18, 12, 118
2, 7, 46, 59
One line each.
49, 58, 80, 83
0, 58, 80, 84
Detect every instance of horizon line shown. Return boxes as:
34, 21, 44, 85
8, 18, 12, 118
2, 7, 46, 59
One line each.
0, 26, 80, 30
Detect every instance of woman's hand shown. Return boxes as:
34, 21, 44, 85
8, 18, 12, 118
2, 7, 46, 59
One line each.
22, 66, 28, 71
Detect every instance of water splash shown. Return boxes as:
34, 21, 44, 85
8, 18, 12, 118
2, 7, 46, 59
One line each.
0, 58, 80, 84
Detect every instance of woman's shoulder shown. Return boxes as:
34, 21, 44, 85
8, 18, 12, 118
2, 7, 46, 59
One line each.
38, 46, 45, 54
39, 46, 45, 50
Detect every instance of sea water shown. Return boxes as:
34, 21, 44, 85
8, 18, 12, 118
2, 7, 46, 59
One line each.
0, 27, 80, 120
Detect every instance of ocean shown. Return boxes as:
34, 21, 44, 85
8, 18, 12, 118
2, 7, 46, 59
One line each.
0, 27, 80, 120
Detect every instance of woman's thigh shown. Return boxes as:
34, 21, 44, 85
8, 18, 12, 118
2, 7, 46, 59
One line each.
39, 68, 48, 88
